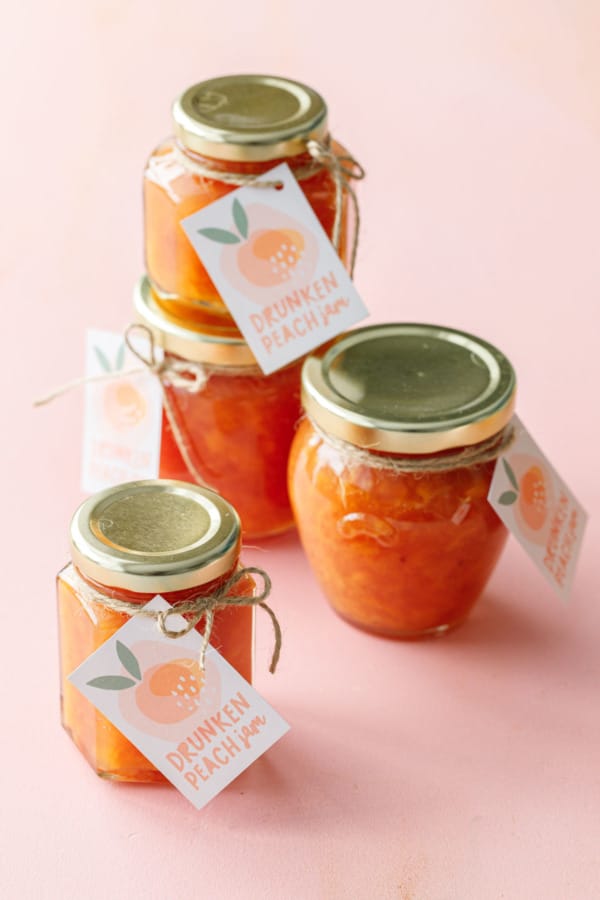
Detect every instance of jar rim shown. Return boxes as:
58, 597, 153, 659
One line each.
70, 480, 241, 593
301, 323, 517, 454
172, 74, 328, 162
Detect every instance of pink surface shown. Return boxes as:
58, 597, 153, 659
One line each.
4, 2, 600, 897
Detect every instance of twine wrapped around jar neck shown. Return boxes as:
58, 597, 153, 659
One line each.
72, 563, 281, 674
309, 416, 516, 474
172, 137, 365, 277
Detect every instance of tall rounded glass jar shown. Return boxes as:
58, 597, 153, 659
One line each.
144, 74, 357, 329
288, 324, 517, 638
134, 276, 301, 539
57, 480, 254, 783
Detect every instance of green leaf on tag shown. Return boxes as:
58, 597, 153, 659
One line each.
86, 675, 137, 691
232, 198, 248, 239
115, 342, 126, 372
116, 641, 141, 681
197, 227, 240, 244
498, 490, 518, 505
94, 346, 112, 372
502, 458, 519, 492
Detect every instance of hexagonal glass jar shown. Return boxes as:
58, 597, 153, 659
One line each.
57, 480, 254, 783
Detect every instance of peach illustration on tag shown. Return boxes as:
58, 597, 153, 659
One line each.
497, 455, 555, 546
94, 343, 147, 430
87, 639, 221, 740
197, 198, 319, 304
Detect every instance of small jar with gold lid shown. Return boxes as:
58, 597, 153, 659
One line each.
134, 276, 301, 539
288, 324, 517, 637
57, 479, 255, 783
144, 74, 359, 329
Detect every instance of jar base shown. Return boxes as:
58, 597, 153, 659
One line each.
97, 769, 166, 785
62, 722, 165, 784
331, 608, 469, 641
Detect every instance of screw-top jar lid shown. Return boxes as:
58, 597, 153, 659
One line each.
172, 74, 328, 162
70, 480, 241, 593
134, 276, 258, 367
301, 323, 517, 454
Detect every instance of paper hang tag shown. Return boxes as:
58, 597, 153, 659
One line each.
488, 416, 587, 600
181, 163, 369, 375
81, 329, 163, 493
68, 596, 290, 809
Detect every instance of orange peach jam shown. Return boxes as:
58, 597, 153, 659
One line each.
289, 420, 508, 636
159, 353, 302, 539
57, 480, 255, 783
134, 276, 302, 539
288, 324, 517, 637
143, 75, 354, 328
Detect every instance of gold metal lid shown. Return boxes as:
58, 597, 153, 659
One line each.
172, 74, 328, 162
301, 324, 517, 454
70, 480, 241, 593
134, 276, 257, 367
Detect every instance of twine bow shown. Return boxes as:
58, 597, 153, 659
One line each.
77, 565, 281, 673
124, 322, 206, 393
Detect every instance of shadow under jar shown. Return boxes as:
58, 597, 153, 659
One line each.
57, 479, 255, 783
134, 276, 301, 539
288, 324, 517, 638
143, 74, 356, 330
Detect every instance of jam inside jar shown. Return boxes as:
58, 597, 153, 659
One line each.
135, 277, 302, 539
143, 75, 356, 328
57, 480, 255, 783
159, 354, 302, 539
288, 323, 517, 637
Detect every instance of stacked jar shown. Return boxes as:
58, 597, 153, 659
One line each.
138, 74, 360, 538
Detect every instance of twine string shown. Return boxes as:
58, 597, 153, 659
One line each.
76, 565, 281, 673
123, 323, 210, 488
33, 367, 147, 406
33, 332, 207, 405
33, 324, 246, 492
310, 418, 516, 474
172, 137, 365, 276
306, 139, 364, 277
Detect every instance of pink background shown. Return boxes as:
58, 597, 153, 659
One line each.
4, 2, 600, 897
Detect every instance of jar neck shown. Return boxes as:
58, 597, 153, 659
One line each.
173, 136, 327, 176
308, 415, 514, 473
71, 562, 240, 605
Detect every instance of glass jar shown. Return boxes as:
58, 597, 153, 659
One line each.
288, 324, 517, 638
144, 74, 355, 329
57, 479, 254, 783
134, 276, 301, 539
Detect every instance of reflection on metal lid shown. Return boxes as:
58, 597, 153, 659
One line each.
70, 480, 240, 592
